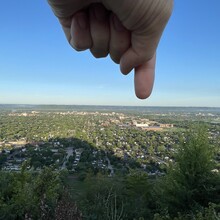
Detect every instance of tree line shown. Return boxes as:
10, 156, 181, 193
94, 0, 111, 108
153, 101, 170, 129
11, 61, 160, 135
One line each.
0, 125, 219, 219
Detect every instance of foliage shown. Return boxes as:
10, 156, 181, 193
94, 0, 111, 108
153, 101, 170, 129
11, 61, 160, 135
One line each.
55, 190, 82, 220
154, 203, 220, 220
156, 125, 220, 216
0, 109, 220, 219
123, 170, 152, 219
78, 175, 126, 220
0, 167, 65, 220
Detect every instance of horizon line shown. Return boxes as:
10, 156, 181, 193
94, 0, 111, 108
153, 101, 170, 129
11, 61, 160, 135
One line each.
0, 103, 220, 108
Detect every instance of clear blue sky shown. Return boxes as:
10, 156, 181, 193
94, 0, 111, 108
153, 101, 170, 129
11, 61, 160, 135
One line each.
0, 1, 220, 107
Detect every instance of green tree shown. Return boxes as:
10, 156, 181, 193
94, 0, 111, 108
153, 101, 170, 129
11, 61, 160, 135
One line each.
157, 125, 220, 216
0, 154, 7, 168
79, 176, 125, 220
124, 171, 152, 219
0, 167, 65, 220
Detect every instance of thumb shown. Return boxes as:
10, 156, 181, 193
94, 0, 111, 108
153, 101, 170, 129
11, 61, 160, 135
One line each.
102, 0, 173, 74
120, 33, 160, 74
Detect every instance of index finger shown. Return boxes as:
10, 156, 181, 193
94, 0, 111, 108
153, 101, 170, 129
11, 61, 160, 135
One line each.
134, 54, 156, 99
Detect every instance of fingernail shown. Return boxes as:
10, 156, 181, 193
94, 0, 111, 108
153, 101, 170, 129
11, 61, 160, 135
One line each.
113, 14, 126, 32
76, 13, 88, 29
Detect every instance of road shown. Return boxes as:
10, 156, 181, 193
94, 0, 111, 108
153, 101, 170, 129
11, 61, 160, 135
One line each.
61, 147, 73, 170
106, 156, 114, 176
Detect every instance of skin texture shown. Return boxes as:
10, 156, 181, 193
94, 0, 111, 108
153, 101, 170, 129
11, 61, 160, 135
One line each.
47, 0, 173, 99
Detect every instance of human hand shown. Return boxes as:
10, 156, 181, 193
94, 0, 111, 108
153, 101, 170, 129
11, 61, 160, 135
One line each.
47, 0, 173, 99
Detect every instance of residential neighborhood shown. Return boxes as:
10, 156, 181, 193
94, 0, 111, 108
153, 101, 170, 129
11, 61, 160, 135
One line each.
1, 107, 219, 175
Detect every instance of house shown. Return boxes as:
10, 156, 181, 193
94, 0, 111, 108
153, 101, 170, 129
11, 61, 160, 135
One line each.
5, 149, 11, 154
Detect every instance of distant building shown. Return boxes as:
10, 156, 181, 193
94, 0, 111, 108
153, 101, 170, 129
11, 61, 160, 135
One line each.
160, 124, 174, 128
135, 123, 149, 128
